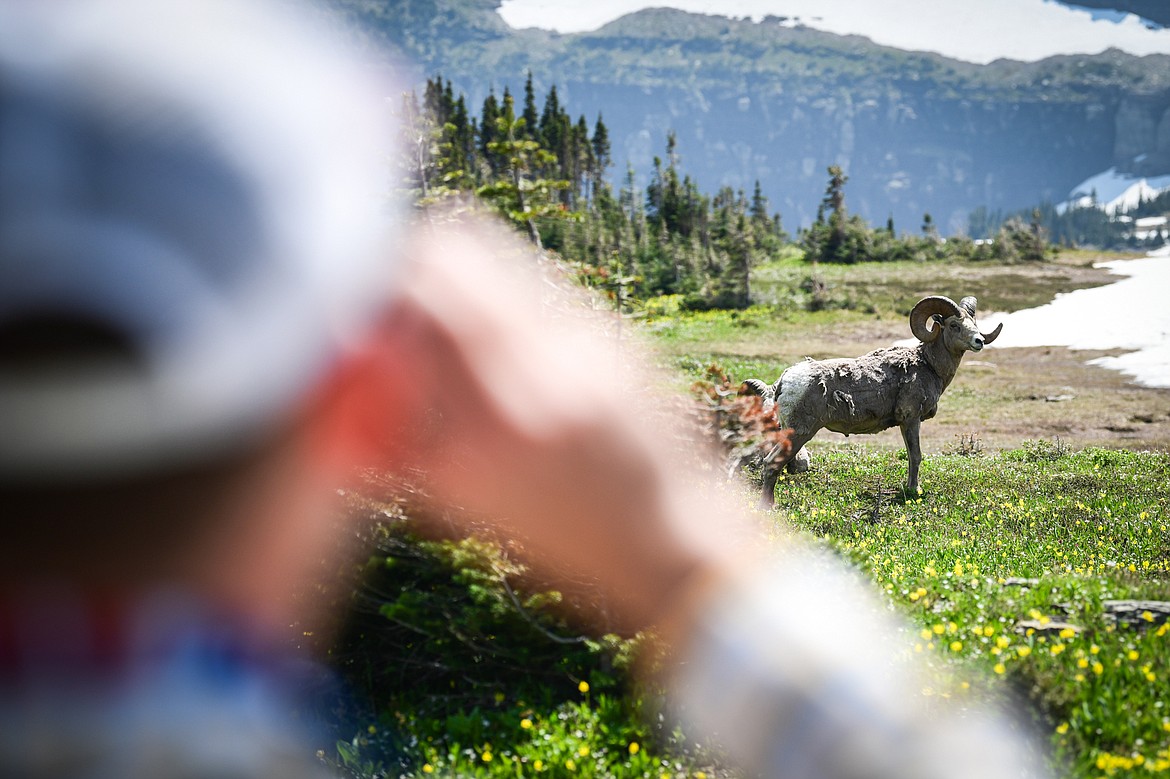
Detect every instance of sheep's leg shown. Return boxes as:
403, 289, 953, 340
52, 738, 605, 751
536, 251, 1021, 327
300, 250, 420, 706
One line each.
760, 469, 780, 509
900, 419, 922, 495
760, 433, 814, 509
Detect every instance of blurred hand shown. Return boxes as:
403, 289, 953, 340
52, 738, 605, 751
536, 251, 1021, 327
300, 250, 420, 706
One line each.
366, 216, 760, 631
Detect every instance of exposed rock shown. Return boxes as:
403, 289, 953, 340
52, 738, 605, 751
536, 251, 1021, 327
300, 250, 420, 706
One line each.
1103, 600, 1170, 629
1015, 619, 1081, 636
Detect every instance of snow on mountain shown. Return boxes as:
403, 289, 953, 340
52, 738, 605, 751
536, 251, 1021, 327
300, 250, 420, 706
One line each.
1060, 167, 1170, 214
1067, 167, 1170, 214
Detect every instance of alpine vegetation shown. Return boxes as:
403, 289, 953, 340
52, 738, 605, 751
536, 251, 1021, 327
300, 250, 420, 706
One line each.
743, 296, 1002, 506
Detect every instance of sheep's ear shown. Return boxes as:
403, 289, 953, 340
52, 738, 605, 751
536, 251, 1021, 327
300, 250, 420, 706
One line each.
959, 296, 977, 317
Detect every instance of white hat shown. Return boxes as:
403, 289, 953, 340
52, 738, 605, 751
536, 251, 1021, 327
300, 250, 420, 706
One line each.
0, 0, 403, 478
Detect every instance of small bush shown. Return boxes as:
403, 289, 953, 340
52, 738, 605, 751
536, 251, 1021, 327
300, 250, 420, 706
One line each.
1009, 438, 1071, 462
945, 433, 985, 457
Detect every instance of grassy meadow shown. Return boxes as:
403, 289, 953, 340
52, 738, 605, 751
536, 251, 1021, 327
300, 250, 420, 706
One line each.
641, 249, 1170, 778
329, 250, 1169, 779
774, 445, 1170, 777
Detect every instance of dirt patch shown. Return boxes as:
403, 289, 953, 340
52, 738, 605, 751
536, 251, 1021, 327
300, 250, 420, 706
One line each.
930, 345, 1170, 452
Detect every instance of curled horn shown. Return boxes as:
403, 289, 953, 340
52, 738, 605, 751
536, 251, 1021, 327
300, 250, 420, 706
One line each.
909, 296, 962, 343
982, 322, 1003, 345
958, 295, 1004, 344
739, 379, 772, 399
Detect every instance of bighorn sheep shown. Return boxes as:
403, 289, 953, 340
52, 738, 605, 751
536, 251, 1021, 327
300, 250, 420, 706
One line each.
743, 295, 1002, 507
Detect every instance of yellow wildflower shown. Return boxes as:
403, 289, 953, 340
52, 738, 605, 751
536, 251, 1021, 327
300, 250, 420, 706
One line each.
950, 641, 963, 652
1017, 646, 1032, 658
1059, 628, 1076, 639
422, 765, 434, 774
482, 751, 493, 763
1056, 723, 1069, 735
629, 742, 640, 756
578, 746, 590, 758
578, 681, 590, 694
521, 718, 533, 730
993, 663, 1006, 675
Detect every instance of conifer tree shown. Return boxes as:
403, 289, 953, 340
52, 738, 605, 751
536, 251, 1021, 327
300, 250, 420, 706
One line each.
521, 71, 539, 140
591, 114, 612, 202
479, 90, 502, 176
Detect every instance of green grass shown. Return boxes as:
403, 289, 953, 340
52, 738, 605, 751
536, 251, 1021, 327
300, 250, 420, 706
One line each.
771, 445, 1170, 777
338, 446, 1170, 779
336, 688, 700, 779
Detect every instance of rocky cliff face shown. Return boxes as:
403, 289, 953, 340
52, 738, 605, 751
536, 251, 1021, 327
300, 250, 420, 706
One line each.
1116, 95, 1170, 174
547, 79, 1128, 233
335, 1, 1170, 231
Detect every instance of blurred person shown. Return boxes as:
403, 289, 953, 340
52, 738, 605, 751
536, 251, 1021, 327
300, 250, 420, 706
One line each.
0, 1, 398, 775
0, 1, 1048, 778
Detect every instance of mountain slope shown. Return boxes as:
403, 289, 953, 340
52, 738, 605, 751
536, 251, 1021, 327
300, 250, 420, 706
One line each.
334, 0, 1170, 232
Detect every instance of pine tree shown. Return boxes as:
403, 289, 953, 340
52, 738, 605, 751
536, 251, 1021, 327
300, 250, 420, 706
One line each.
479, 90, 502, 176
521, 71, 539, 140
922, 212, 937, 240
802, 165, 868, 263
591, 114, 612, 182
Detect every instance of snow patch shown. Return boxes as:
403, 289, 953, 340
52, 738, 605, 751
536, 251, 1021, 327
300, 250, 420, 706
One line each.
979, 246, 1170, 388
